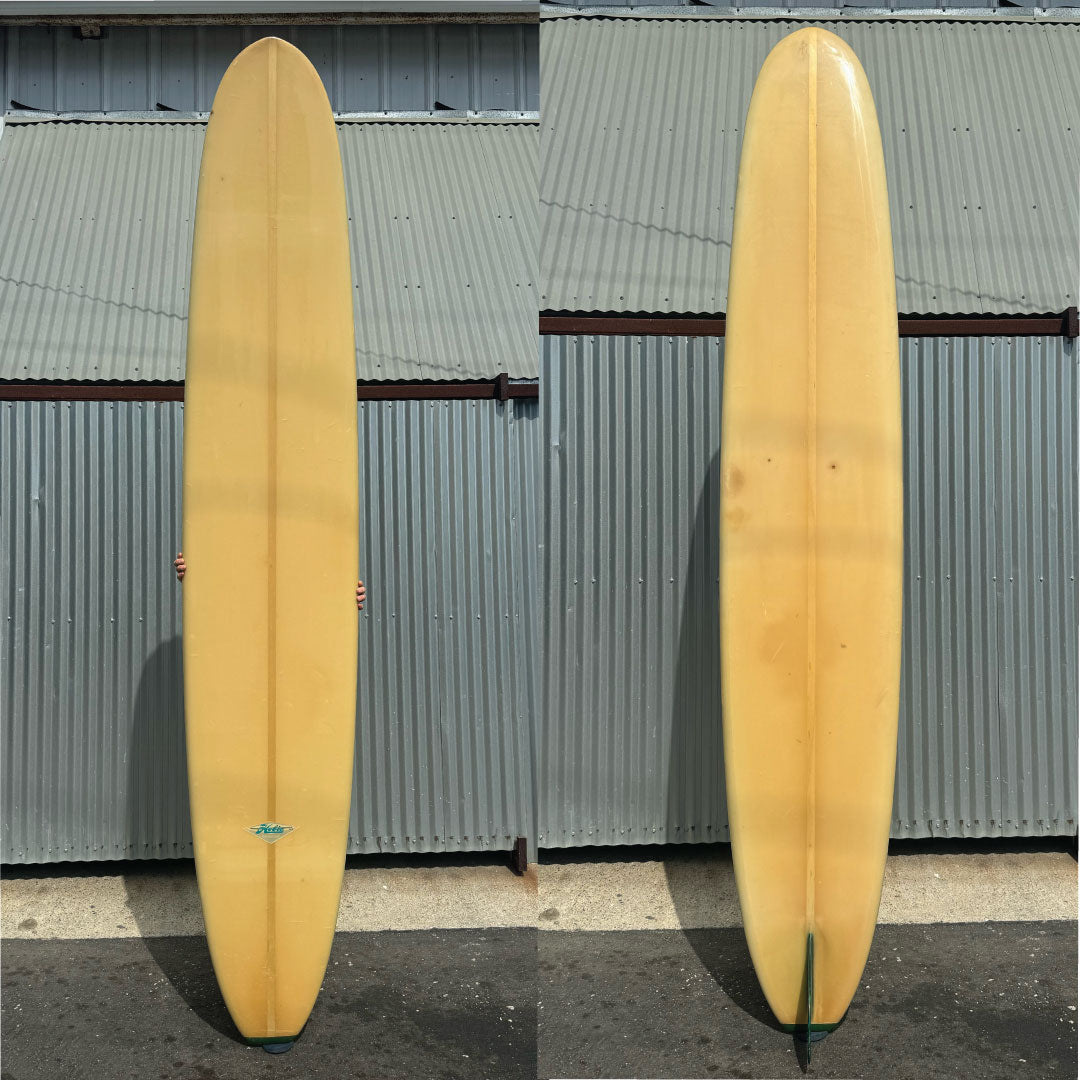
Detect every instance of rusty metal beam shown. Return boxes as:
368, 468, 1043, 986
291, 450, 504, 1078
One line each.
0, 12, 537, 26
540, 309, 1079, 339
0, 378, 539, 402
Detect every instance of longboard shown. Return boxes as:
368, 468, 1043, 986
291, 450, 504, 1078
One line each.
720, 28, 902, 1056
182, 37, 359, 1047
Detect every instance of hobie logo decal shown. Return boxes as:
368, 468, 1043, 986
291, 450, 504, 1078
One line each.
246, 822, 296, 843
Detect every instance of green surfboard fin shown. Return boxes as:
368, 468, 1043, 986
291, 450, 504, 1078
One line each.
780, 932, 839, 1061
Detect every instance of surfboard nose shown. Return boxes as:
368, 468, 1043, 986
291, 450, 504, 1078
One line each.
757, 25, 868, 102
212, 36, 329, 118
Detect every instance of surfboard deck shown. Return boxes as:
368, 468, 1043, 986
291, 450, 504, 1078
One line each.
720, 27, 902, 1050
182, 37, 359, 1044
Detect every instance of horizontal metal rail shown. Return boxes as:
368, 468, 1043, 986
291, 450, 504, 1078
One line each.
0, 378, 539, 402
539, 309, 1080, 338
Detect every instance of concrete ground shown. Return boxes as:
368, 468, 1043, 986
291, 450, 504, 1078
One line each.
536, 847, 1079, 930
2, 847, 1076, 1080
1, 858, 539, 939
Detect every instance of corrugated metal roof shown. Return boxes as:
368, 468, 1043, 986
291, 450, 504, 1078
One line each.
0, 2, 535, 12
540, 333, 1078, 846
544, 4, 1080, 12
540, 14, 1080, 315
0, 23, 539, 115
1, 397, 539, 863
0, 117, 537, 381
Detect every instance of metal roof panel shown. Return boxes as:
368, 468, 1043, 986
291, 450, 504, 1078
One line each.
540, 14, 1080, 314
0, 117, 538, 381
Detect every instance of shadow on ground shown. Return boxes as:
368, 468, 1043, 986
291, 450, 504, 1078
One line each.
122, 636, 242, 1043
653, 433, 1079, 1071
658, 446, 785, 1039
656, 439, 822, 1071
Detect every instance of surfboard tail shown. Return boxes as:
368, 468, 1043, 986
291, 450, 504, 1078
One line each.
776, 932, 844, 1062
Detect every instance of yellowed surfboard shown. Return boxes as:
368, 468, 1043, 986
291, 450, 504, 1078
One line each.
182, 38, 358, 1047
720, 28, 902, 1053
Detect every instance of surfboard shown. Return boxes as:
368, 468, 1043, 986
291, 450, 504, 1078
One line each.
182, 37, 359, 1048
720, 28, 902, 1057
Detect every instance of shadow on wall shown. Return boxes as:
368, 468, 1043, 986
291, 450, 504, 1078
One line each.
123, 635, 241, 1044
661, 448, 783, 1035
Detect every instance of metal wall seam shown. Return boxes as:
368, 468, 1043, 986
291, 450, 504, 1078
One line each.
513, 393, 541, 861
0, 23, 539, 114
1, 398, 538, 863
540, 334, 1079, 847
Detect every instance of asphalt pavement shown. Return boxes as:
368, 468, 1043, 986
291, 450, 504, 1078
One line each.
2, 852, 1075, 1080
537, 921, 1076, 1080
2, 929, 537, 1080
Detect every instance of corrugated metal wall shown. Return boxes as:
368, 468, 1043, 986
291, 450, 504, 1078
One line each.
0, 23, 539, 114
1, 397, 539, 864
540, 333, 1078, 846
